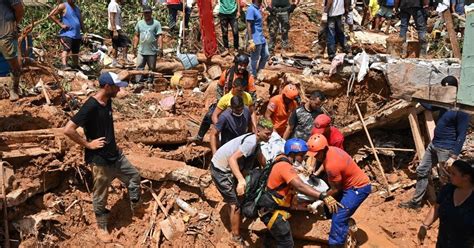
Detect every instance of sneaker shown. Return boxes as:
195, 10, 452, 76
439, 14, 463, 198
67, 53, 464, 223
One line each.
187, 135, 203, 144
398, 200, 421, 210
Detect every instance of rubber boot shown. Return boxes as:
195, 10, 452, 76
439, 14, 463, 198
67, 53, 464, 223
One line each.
96, 213, 113, 243
9, 74, 20, 102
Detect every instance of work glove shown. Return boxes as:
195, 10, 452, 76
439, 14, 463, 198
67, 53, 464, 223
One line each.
247, 39, 256, 53
417, 225, 428, 245
321, 12, 328, 23
307, 201, 323, 214
320, 193, 344, 213
236, 179, 247, 196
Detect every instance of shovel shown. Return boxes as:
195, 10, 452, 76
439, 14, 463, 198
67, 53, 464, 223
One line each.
176, 15, 198, 70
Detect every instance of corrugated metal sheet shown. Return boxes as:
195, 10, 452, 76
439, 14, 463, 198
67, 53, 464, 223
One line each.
458, 5, 474, 107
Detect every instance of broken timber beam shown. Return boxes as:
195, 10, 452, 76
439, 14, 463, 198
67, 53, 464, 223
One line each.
341, 100, 413, 136
127, 154, 212, 188
408, 108, 425, 159
0, 129, 63, 159
0, 117, 188, 160
423, 110, 436, 141
442, 10, 461, 59
115, 117, 188, 145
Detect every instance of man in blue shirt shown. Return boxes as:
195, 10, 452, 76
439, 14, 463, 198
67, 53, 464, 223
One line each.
400, 77, 471, 209
210, 95, 252, 154
246, 0, 269, 77
49, 0, 85, 70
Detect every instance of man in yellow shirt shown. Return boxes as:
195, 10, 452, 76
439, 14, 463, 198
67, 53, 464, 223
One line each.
213, 78, 257, 131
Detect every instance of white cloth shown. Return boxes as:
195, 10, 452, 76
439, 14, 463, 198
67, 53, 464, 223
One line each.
329, 0, 345, 17
259, 132, 285, 165
296, 175, 329, 201
108, 0, 123, 31
436, 0, 450, 13
211, 134, 258, 172
355, 51, 369, 82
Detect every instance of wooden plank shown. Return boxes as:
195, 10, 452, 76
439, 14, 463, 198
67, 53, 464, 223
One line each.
443, 10, 461, 59
355, 104, 391, 196
408, 109, 425, 159
423, 111, 436, 141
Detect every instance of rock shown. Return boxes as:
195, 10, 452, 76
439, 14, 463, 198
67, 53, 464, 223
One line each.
13, 211, 61, 237
385, 60, 461, 101
387, 174, 399, 184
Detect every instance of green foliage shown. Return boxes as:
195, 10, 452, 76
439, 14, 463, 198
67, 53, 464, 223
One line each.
22, 0, 171, 47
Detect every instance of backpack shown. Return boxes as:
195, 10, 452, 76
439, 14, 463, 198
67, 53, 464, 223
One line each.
224, 66, 250, 93
241, 156, 291, 219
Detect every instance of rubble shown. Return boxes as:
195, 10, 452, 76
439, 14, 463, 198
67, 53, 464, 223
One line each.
1, 0, 471, 247
127, 155, 212, 188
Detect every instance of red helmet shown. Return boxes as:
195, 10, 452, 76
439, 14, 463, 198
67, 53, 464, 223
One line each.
282, 84, 299, 100
306, 134, 328, 157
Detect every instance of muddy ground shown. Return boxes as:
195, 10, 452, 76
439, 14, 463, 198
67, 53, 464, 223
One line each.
0, 1, 467, 247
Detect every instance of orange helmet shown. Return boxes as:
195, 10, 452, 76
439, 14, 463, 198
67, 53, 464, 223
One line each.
306, 134, 328, 157
281, 84, 299, 100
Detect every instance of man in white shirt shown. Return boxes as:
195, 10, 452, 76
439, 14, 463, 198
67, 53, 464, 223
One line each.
108, 0, 131, 67
324, 0, 350, 60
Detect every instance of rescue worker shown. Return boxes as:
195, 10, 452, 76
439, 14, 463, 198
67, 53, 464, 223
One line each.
311, 114, 344, 150
190, 54, 256, 143
283, 91, 325, 141
210, 95, 252, 154
260, 138, 342, 247
210, 118, 273, 246
212, 78, 257, 130
265, 84, 299, 137
190, 78, 256, 142
217, 53, 257, 102
265, 0, 299, 53
306, 134, 371, 247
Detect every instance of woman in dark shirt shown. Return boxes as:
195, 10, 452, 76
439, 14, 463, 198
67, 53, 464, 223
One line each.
418, 160, 474, 248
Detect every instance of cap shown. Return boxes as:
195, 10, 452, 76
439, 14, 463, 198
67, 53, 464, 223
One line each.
312, 114, 331, 134
98, 72, 128, 87
142, 5, 152, 13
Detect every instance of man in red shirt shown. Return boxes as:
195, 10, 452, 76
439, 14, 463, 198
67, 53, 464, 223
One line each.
306, 134, 371, 247
260, 138, 342, 247
311, 114, 344, 150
